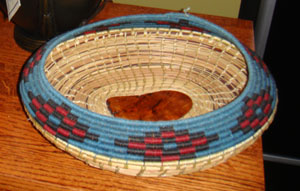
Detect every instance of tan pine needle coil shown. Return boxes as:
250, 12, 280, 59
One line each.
45, 28, 248, 117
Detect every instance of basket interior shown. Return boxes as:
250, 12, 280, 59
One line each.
44, 28, 248, 119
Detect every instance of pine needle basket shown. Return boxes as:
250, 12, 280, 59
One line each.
19, 13, 278, 177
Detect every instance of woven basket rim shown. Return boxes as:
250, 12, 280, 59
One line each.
38, 13, 255, 126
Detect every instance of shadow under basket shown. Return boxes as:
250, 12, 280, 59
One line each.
19, 13, 278, 177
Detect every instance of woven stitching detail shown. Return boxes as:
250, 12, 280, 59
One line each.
28, 91, 99, 142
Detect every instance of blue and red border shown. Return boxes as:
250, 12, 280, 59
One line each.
19, 13, 278, 162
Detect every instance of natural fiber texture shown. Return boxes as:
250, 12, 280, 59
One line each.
19, 13, 278, 177
45, 27, 248, 118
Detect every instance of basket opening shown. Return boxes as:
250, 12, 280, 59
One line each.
44, 27, 248, 119
106, 90, 193, 121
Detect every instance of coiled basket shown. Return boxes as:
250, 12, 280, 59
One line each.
19, 13, 278, 177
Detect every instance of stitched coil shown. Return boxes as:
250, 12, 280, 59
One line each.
19, 13, 278, 177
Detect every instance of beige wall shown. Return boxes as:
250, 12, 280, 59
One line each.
113, 0, 241, 18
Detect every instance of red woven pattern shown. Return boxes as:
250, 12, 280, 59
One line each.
28, 91, 99, 142
231, 87, 273, 134
115, 126, 218, 162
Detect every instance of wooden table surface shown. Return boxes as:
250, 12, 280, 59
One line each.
0, 2, 265, 191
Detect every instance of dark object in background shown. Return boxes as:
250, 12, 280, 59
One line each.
0, 0, 106, 52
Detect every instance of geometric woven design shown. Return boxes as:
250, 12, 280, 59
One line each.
19, 13, 278, 177
27, 91, 99, 143
231, 87, 273, 134
115, 126, 219, 162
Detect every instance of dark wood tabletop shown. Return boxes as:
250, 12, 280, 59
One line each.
0, 2, 264, 191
